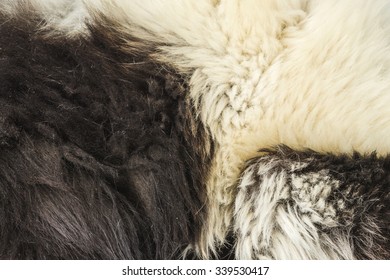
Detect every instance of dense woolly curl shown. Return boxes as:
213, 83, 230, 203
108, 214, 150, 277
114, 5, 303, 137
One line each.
1, 0, 390, 260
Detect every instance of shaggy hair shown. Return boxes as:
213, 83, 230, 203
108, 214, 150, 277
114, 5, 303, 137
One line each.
99, 0, 390, 258
1, 0, 390, 260
234, 147, 390, 259
0, 5, 212, 259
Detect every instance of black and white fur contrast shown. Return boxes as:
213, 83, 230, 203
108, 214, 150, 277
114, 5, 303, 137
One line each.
0, 3, 212, 259
0, 0, 389, 260
234, 147, 390, 259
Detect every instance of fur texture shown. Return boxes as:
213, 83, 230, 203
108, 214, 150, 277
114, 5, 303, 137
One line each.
0, 5, 212, 259
0, 0, 89, 36
1, 0, 390, 260
235, 147, 390, 259
96, 0, 390, 257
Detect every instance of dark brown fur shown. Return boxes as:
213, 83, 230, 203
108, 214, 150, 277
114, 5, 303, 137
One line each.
0, 10, 212, 259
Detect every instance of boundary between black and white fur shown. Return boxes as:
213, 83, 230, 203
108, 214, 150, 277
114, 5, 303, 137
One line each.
1, 0, 389, 260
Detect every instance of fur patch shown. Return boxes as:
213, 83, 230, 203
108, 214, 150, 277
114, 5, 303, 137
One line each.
0, 7, 212, 259
96, 0, 390, 257
1, 0, 390, 260
234, 147, 390, 259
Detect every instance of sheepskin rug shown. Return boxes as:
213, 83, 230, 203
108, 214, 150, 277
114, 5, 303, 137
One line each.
0, 0, 389, 259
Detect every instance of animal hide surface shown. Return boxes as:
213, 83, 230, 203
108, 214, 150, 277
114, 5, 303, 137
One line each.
0, 0, 389, 259
0, 3, 212, 259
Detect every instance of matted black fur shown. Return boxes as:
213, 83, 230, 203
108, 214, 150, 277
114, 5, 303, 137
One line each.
0, 10, 211, 259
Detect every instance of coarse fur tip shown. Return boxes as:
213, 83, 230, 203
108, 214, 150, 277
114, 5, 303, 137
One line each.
234, 146, 390, 259
0, 3, 212, 259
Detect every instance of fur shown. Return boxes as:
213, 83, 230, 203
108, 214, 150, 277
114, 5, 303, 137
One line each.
96, 0, 390, 257
0, 5, 212, 259
0, 0, 89, 36
1, 0, 389, 260
234, 147, 390, 259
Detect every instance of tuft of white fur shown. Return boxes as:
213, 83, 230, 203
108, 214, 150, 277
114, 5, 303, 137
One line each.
91, 0, 390, 258
0, 0, 89, 37
234, 156, 354, 259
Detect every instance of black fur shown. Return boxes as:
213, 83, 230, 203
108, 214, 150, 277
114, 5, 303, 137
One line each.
0, 11, 211, 259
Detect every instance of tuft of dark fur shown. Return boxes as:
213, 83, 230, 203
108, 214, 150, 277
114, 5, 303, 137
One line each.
236, 146, 390, 259
0, 10, 212, 259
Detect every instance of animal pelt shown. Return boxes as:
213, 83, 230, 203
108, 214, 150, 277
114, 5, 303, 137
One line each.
234, 146, 390, 259
93, 0, 390, 258
1, 0, 390, 261
0, 6, 212, 259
